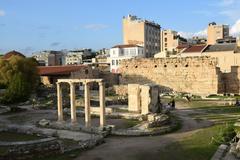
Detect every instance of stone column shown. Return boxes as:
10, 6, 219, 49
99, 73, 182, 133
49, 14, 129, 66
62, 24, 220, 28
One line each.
57, 82, 63, 122
84, 82, 91, 127
99, 81, 106, 127
70, 82, 77, 124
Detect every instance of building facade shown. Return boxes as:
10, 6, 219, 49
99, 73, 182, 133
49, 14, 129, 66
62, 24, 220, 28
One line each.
65, 49, 93, 65
207, 22, 229, 45
160, 29, 187, 53
109, 44, 145, 73
123, 15, 161, 58
33, 51, 65, 66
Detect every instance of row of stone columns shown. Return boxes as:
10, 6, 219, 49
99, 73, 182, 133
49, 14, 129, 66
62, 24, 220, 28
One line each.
56, 81, 106, 127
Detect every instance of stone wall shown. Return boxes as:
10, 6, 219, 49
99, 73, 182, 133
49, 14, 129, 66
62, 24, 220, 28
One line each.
0, 137, 63, 160
119, 57, 222, 96
222, 66, 240, 94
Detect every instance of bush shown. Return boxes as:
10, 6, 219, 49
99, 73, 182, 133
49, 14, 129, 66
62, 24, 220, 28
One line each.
211, 123, 236, 145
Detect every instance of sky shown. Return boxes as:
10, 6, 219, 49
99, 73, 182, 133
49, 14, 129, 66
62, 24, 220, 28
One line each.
0, 0, 240, 55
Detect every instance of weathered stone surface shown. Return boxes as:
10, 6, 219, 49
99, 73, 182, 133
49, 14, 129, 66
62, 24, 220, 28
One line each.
140, 84, 160, 114
38, 119, 50, 127
147, 114, 169, 128
119, 57, 221, 96
128, 84, 141, 112
128, 84, 160, 115
211, 144, 229, 160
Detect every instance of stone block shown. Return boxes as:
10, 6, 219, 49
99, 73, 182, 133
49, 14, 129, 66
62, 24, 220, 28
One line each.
128, 84, 141, 112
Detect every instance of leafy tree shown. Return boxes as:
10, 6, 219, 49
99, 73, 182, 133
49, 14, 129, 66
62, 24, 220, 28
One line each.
0, 55, 39, 105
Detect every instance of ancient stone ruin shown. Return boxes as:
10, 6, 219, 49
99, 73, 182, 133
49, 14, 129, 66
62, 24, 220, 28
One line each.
128, 84, 161, 114
56, 79, 106, 127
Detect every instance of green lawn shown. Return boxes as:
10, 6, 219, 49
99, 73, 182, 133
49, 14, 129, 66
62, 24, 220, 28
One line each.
189, 105, 240, 124
134, 125, 222, 160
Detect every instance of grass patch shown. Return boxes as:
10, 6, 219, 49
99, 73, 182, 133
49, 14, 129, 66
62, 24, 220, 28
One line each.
135, 125, 222, 160
0, 131, 41, 142
122, 119, 140, 129
189, 105, 240, 124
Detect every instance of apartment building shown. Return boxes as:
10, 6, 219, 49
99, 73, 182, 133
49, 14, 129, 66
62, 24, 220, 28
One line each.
65, 49, 93, 65
33, 50, 65, 66
123, 15, 161, 58
207, 22, 229, 45
160, 29, 187, 53
109, 44, 145, 73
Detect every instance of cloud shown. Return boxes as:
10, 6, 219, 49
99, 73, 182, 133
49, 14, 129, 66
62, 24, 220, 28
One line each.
219, 10, 240, 21
50, 42, 61, 47
230, 19, 240, 36
179, 18, 240, 39
179, 29, 207, 39
219, 0, 236, 6
83, 24, 109, 31
0, 9, 5, 16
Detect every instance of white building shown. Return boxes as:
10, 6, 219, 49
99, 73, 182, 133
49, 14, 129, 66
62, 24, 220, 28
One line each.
109, 44, 145, 73
65, 49, 92, 65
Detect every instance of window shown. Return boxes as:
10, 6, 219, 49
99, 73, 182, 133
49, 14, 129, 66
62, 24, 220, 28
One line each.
116, 60, 119, 66
165, 38, 167, 42
112, 60, 115, 65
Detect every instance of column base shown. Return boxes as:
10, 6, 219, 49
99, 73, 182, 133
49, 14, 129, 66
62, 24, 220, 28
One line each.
57, 119, 65, 123
85, 122, 91, 128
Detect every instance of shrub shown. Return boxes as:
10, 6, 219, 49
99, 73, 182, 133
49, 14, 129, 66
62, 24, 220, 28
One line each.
211, 123, 236, 145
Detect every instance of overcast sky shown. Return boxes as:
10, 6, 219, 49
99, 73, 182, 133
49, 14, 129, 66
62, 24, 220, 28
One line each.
0, 0, 240, 55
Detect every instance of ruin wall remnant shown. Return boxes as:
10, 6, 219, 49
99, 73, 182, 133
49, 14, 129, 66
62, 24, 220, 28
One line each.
119, 57, 222, 96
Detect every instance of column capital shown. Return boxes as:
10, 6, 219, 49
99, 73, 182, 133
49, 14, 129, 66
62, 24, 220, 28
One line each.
69, 82, 75, 86
83, 81, 89, 85
98, 81, 104, 86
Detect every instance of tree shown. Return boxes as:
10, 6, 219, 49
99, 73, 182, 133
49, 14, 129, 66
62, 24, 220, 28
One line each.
0, 55, 39, 105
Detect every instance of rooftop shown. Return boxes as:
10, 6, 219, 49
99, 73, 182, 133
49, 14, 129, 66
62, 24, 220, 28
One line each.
204, 43, 236, 52
2, 50, 25, 59
112, 44, 143, 49
182, 45, 207, 53
38, 65, 88, 76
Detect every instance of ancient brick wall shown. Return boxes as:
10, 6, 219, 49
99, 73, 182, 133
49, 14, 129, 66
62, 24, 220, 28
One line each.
119, 57, 222, 96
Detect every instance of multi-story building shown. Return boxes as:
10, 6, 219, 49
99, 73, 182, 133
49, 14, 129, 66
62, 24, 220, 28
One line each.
65, 49, 93, 65
109, 44, 145, 73
33, 50, 65, 66
160, 29, 187, 53
123, 15, 161, 58
207, 22, 229, 45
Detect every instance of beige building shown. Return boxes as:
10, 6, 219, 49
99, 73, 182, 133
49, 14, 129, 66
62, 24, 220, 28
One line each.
179, 41, 240, 73
161, 29, 187, 53
207, 22, 229, 45
123, 15, 161, 57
